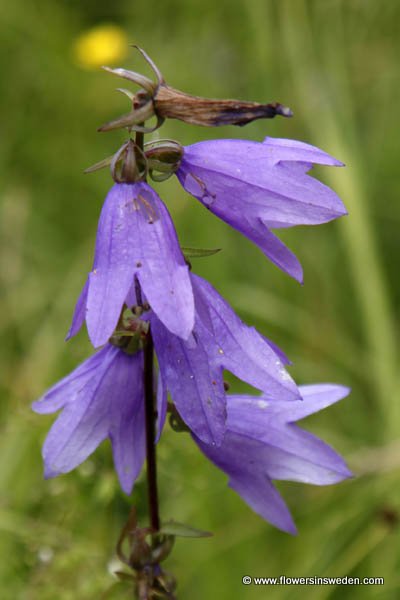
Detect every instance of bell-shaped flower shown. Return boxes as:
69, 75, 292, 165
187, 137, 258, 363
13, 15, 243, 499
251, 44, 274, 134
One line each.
68, 182, 194, 347
68, 268, 301, 447
194, 384, 352, 534
33, 321, 350, 514
151, 274, 300, 445
32, 344, 151, 494
176, 137, 346, 282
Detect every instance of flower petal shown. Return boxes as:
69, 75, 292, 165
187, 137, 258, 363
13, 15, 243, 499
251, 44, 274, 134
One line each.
135, 186, 194, 340
108, 351, 146, 494
228, 217, 304, 282
262, 137, 344, 168
225, 393, 352, 483
85, 185, 140, 347
258, 426, 353, 484
66, 276, 89, 340
194, 383, 351, 532
41, 345, 120, 477
32, 346, 110, 414
179, 160, 346, 229
195, 432, 297, 534
151, 314, 227, 446
234, 384, 351, 423
80, 183, 193, 348
295, 384, 351, 419
177, 138, 346, 279
34, 344, 147, 493
155, 370, 168, 442
192, 275, 300, 400
228, 471, 297, 535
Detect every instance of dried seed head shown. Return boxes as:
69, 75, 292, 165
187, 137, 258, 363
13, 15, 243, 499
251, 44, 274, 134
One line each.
154, 85, 293, 127
98, 47, 293, 133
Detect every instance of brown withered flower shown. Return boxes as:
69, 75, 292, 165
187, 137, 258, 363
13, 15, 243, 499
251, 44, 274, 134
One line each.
99, 47, 292, 132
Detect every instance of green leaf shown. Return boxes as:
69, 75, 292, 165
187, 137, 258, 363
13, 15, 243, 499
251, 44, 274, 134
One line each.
160, 520, 213, 538
181, 246, 221, 259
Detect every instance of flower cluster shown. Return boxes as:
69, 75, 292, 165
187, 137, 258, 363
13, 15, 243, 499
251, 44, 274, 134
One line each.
33, 49, 351, 538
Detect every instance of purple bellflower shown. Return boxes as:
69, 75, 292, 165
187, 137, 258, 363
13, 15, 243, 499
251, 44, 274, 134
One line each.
176, 137, 346, 282
68, 269, 301, 446
195, 384, 352, 534
68, 182, 194, 348
150, 273, 301, 445
32, 345, 148, 494
33, 351, 351, 532
32, 52, 351, 589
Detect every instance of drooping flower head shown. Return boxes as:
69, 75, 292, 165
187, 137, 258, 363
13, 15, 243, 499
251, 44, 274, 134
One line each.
33, 346, 351, 533
194, 384, 352, 534
151, 273, 301, 445
176, 137, 346, 282
93, 53, 346, 285
68, 182, 194, 347
33, 266, 301, 492
33, 48, 351, 553
32, 344, 148, 494
69, 269, 301, 446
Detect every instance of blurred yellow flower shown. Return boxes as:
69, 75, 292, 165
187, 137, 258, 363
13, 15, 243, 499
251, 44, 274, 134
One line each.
73, 24, 128, 69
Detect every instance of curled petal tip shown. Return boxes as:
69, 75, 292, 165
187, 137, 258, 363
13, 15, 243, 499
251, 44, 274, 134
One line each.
292, 267, 304, 285
44, 464, 59, 480
329, 205, 348, 219
120, 480, 134, 495
344, 467, 354, 480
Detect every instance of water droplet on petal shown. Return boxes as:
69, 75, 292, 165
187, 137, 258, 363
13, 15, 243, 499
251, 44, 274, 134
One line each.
257, 400, 269, 409
279, 369, 291, 381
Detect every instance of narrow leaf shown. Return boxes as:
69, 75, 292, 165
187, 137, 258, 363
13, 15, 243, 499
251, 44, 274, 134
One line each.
160, 519, 213, 538
181, 246, 221, 259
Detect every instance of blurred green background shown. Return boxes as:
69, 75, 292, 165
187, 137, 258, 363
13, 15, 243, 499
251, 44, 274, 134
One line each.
1, 0, 399, 598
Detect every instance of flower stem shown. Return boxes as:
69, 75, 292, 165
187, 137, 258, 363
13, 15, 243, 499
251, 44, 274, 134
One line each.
143, 330, 160, 532
135, 129, 144, 150
135, 120, 160, 532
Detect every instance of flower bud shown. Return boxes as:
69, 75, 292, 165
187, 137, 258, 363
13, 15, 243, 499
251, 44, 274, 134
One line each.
110, 139, 147, 183
144, 140, 183, 182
